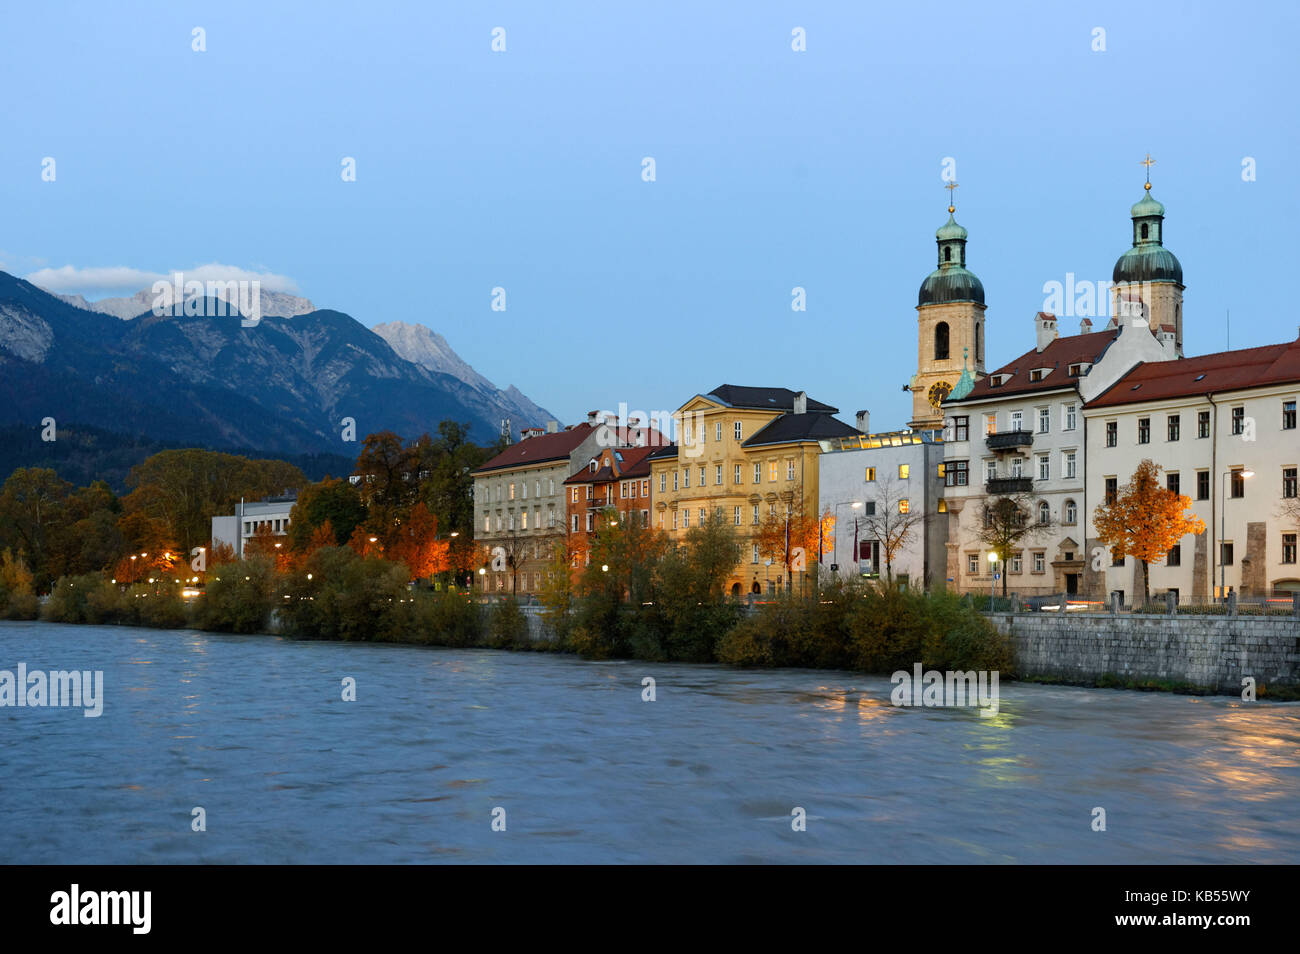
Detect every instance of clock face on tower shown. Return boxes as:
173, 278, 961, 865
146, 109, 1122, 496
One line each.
927, 381, 953, 409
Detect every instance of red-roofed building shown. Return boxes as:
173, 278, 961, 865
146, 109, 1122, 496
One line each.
470, 412, 666, 594
563, 444, 658, 573
939, 307, 1176, 597
1083, 329, 1300, 602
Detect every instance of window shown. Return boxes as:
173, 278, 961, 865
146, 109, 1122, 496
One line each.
586, 486, 593, 500
864, 502, 876, 515
484, 514, 491, 533
1064, 404, 1077, 431
734, 464, 742, 484
716, 464, 723, 485
1221, 542, 1234, 566
1284, 533, 1297, 564
1168, 544, 1181, 567
682, 509, 690, 528
715, 422, 722, 442
1196, 470, 1210, 500
521, 510, 528, 529
698, 508, 705, 526
1285, 400, 1297, 430
659, 473, 666, 493
1138, 418, 1150, 444
1033, 552, 1046, 573
754, 463, 762, 484
1038, 455, 1050, 481
1231, 406, 1244, 435
1230, 469, 1245, 498
509, 482, 515, 499
934, 321, 950, 360
898, 498, 910, 514
1010, 410, 1023, 431
985, 460, 997, 482
734, 506, 742, 525
752, 544, 760, 564
699, 465, 706, 486
1284, 467, 1298, 499
1010, 457, 1024, 478
1111, 550, 1125, 567
672, 511, 678, 530
865, 466, 877, 482
1064, 499, 1077, 524
585, 513, 594, 532
945, 460, 968, 487
967, 554, 979, 575
769, 462, 778, 482
1167, 415, 1180, 441
984, 413, 997, 436
1038, 407, 1050, 433
898, 464, 910, 480
683, 468, 690, 488
1106, 422, 1117, 447
1010, 552, 1023, 574
1198, 410, 1210, 439
734, 421, 743, 440
953, 416, 969, 441
786, 460, 796, 480
672, 471, 678, 491
1166, 472, 1180, 496
937, 499, 947, 513
1037, 501, 1050, 524
1064, 451, 1077, 480
1105, 477, 1118, 505
752, 505, 760, 525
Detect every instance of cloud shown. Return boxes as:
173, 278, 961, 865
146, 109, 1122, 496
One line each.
24, 263, 301, 297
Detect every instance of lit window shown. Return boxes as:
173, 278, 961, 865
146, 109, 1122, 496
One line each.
898, 498, 910, 514
865, 467, 876, 482
898, 464, 910, 480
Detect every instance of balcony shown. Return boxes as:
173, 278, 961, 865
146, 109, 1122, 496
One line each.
985, 429, 1034, 452
986, 477, 1033, 495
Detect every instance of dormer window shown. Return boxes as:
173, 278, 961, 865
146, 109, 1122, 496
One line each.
1028, 367, 1052, 383
589, 460, 598, 473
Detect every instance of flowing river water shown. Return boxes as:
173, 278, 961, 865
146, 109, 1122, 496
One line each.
1, 621, 1297, 863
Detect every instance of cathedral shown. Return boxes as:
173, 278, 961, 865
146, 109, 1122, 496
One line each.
906, 164, 1184, 430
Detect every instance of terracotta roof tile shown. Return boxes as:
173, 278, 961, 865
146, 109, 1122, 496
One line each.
946, 330, 1119, 403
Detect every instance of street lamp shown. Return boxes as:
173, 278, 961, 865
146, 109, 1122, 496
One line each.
1220, 468, 1254, 601
988, 551, 999, 605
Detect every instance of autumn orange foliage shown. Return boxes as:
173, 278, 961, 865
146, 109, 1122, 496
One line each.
1093, 459, 1206, 602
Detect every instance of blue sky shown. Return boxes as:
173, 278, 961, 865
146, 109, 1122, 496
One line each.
3, 1, 1297, 430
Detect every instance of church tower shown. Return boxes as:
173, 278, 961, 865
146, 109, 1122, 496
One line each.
909, 187, 986, 430
1110, 155, 1185, 355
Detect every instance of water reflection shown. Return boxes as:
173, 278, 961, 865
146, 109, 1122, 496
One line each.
0, 620, 1297, 864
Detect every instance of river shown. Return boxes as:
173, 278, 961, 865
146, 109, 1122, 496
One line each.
1, 621, 1297, 863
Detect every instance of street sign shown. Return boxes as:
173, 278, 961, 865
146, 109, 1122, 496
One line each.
993, 572, 1001, 581
830, 564, 839, 572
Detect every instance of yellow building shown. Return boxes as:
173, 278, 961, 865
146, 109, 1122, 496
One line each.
649, 385, 860, 596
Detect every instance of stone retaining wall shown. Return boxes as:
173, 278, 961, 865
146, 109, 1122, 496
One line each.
993, 613, 1300, 692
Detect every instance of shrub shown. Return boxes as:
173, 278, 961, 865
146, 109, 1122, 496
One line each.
0, 549, 38, 620
278, 547, 410, 641
43, 574, 113, 624
191, 558, 277, 633
486, 597, 530, 649
403, 589, 483, 647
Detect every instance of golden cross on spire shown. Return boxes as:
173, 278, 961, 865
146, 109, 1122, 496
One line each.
1140, 153, 1155, 190
945, 180, 958, 213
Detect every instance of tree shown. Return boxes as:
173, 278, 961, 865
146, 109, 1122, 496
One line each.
754, 497, 823, 592
581, 507, 668, 605
0, 468, 73, 586
668, 508, 744, 601
1094, 459, 1206, 604
858, 476, 926, 582
389, 502, 451, 580
975, 493, 1052, 596
288, 478, 365, 550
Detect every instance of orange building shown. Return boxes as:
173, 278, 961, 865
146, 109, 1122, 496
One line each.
563, 444, 658, 572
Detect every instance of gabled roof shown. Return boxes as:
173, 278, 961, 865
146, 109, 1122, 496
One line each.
1088, 334, 1300, 409
563, 445, 658, 484
743, 412, 861, 447
704, 384, 837, 413
946, 330, 1119, 403
647, 443, 679, 462
472, 424, 595, 475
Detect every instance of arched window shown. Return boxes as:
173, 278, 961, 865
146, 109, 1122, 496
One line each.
944, 246, 952, 262
1038, 501, 1050, 525
1064, 499, 1077, 524
1141, 223, 1149, 240
975, 322, 982, 362
934, 321, 950, 361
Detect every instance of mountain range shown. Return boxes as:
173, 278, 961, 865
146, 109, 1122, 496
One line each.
0, 271, 554, 483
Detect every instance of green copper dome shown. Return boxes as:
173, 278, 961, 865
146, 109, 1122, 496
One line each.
948, 349, 976, 401
919, 211, 984, 306
1113, 188, 1182, 285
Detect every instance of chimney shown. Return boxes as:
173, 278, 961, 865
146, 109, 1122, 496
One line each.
1035, 312, 1058, 353
793, 391, 808, 415
855, 409, 870, 434
1117, 297, 1147, 325
546, 420, 559, 433
1079, 317, 1093, 335
586, 410, 598, 425
605, 413, 619, 427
